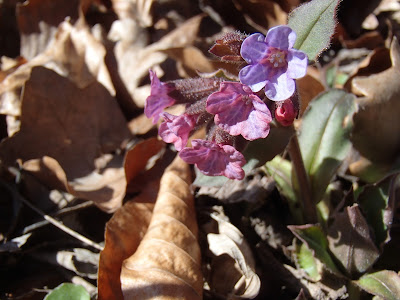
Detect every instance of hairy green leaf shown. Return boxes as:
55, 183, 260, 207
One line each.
297, 89, 356, 203
355, 270, 400, 300
288, 0, 341, 60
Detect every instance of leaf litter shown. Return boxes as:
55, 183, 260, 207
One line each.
0, 0, 400, 299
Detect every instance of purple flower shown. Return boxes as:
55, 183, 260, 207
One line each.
159, 112, 197, 151
145, 70, 176, 123
206, 82, 272, 141
179, 139, 245, 180
239, 25, 307, 101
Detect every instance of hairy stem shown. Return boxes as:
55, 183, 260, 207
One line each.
287, 133, 317, 224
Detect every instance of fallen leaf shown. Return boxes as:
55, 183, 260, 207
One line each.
16, 0, 81, 60
206, 209, 260, 299
110, 14, 204, 108
0, 66, 130, 212
0, 19, 115, 122
351, 37, 400, 163
98, 201, 154, 300
120, 156, 203, 299
327, 204, 380, 276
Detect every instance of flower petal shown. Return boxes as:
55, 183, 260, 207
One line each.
264, 73, 295, 101
239, 64, 270, 92
179, 139, 245, 180
158, 113, 196, 151
287, 49, 308, 79
265, 25, 296, 50
144, 70, 176, 123
240, 33, 269, 64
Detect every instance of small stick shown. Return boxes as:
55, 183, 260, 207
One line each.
287, 133, 317, 224
21, 197, 104, 251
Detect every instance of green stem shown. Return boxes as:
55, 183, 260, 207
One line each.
287, 133, 317, 224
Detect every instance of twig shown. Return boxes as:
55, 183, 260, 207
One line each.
0, 180, 103, 251
23, 201, 93, 234
21, 197, 104, 251
287, 133, 317, 224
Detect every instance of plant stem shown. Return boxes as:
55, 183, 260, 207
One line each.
287, 133, 317, 224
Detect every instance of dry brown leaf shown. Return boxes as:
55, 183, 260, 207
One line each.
98, 200, 154, 300
121, 156, 203, 300
205, 208, 260, 299
16, 0, 81, 60
296, 69, 325, 116
112, 0, 155, 27
124, 137, 165, 189
233, 0, 291, 32
0, 18, 115, 122
110, 14, 204, 108
351, 37, 400, 163
0, 66, 130, 212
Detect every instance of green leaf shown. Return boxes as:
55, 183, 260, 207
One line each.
297, 89, 356, 203
297, 242, 321, 280
265, 156, 303, 223
44, 283, 90, 300
288, 0, 341, 61
288, 224, 340, 275
357, 174, 400, 248
355, 270, 400, 300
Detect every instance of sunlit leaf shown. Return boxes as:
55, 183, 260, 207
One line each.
297, 89, 356, 203
265, 156, 303, 223
355, 270, 400, 300
296, 243, 321, 281
120, 157, 203, 300
44, 283, 90, 300
288, 0, 341, 60
288, 224, 341, 275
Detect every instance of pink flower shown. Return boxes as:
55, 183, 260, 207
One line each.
275, 99, 297, 127
144, 70, 176, 123
179, 139, 246, 180
206, 82, 272, 141
159, 113, 197, 151
239, 26, 307, 101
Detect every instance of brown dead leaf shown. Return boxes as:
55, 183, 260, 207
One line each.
327, 204, 380, 275
296, 69, 325, 116
112, 0, 155, 27
124, 137, 165, 188
98, 200, 154, 300
0, 66, 130, 212
206, 209, 260, 299
110, 14, 204, 108
0, 18, 115, 123
120, 156, 203, 300
16, 0, 81, 60
233, 0, 291, 32
351, 37, 400, 163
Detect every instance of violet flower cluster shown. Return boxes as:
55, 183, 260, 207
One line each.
145, 25, 308, 180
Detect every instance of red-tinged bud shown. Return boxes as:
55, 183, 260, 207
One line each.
209, 31, 247, 62
275, 98, 298, 127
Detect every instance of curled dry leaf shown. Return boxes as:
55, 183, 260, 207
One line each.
16, 0, 80, 60
0, 19, 114, 121
98, 200, 154, 300
351, 37, 400, 164
120, 156, 203, 300
110, 14, 204, 108
0, 66, 130, 212
206, 208, 260, 299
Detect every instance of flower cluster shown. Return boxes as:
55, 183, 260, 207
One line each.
145, 25, 307, 180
